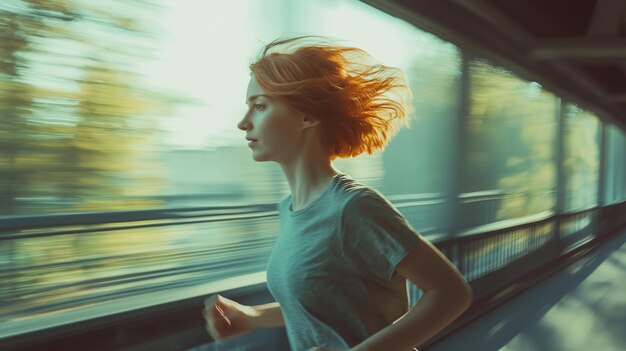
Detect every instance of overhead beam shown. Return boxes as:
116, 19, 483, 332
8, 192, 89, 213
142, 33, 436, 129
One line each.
529, 38, 626, 60
451, 0, 532, 46
361, 0, 626, 126
359, 0, 495, 51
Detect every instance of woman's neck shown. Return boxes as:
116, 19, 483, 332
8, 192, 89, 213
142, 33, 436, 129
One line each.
280, 158, 339, 211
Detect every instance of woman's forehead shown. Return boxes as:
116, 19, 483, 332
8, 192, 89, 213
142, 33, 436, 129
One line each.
246, 76, 266, 101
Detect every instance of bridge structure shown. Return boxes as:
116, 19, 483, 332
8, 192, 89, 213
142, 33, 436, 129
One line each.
1, 1, 625, 350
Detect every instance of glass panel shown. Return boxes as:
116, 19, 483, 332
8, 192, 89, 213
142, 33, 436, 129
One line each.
562, 104, 600, 212
604, 124, 626, 204
374, 37, 460, 197
0, 0, 460, 215
464, 59, 558, 228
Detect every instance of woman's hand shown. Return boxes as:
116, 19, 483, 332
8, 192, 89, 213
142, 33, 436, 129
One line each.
305, 348, 347, 351
202, 294, 258, 340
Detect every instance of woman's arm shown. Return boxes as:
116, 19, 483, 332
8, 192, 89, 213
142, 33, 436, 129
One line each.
250, 301, 286, 328
352, 238, 473, 351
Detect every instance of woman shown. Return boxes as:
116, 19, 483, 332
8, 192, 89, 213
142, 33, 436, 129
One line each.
203, 36, 473, 351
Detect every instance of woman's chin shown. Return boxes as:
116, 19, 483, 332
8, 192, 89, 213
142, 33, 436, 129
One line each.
251, 151, 271, 162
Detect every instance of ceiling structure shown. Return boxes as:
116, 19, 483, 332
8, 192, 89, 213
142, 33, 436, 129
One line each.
363, 0, 626, 129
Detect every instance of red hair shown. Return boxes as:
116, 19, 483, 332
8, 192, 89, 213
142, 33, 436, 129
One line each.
250, 36, 413, 160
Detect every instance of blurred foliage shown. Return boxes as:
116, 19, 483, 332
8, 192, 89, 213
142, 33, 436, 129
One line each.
563, 105, 600, 211
468, 59, 558, 220
0, 0, 178, 215
0, 0, 182, 324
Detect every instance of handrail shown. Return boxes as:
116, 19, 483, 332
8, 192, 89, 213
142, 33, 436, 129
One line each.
0, 190, 553, 236
1, 193, 452, 231
0, 204, 278, 232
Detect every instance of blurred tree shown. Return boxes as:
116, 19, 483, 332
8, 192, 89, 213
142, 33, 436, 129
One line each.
0, 0, 177, 215
0, 12, 35, 214
0, 0, 182, 318
468, 59, 558, 222
563, 105, 600, 211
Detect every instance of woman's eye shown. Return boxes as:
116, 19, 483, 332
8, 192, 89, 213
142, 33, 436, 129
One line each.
254, 104, 265, 111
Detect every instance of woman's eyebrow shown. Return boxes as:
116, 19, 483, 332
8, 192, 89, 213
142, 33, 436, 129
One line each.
246, 94, 270, 104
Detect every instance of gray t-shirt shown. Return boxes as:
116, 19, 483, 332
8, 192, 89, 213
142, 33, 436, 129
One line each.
266, 173, 424, 351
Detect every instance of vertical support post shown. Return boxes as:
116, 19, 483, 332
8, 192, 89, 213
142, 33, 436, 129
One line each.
448, 49, 471, 274
554, 99, 566, 252
596, 120, 608, 236
448, 50, 470, 237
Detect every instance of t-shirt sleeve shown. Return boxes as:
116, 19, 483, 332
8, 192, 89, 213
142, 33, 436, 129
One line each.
341, 190, 424, 282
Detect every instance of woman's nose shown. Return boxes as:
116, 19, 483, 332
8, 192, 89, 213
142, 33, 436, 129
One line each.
237, 117, 251, 131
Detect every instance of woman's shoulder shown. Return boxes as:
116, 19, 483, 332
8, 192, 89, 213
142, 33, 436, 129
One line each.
334, 174, 391, 210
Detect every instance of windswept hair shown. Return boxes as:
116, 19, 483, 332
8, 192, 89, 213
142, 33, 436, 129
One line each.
250, 36, 414, 160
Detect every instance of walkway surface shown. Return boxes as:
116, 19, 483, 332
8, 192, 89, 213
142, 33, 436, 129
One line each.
428, 229, 626, 351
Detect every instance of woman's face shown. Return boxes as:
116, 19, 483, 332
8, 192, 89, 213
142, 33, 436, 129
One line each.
237, 75, 306, 162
